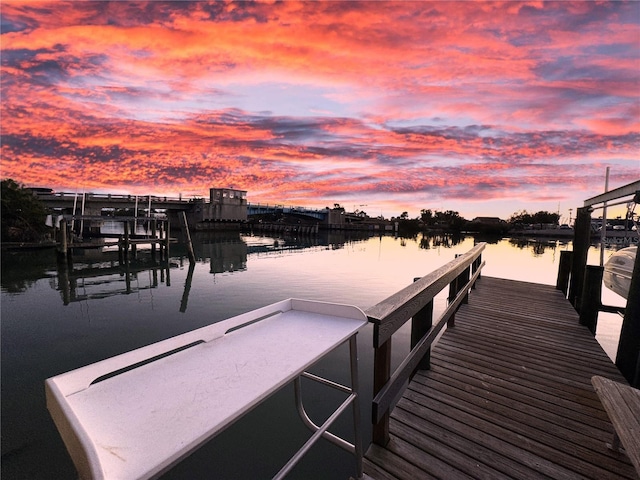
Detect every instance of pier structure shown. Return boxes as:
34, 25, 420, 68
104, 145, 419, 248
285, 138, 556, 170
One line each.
55, 215, 173, 272
363, 274, 638, 479
362, 180, 640, 479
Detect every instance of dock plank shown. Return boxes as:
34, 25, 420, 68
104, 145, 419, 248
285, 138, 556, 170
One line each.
364, 276, 639, 480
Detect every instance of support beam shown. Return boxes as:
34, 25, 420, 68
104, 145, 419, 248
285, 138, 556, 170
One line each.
583, 180, 640, 207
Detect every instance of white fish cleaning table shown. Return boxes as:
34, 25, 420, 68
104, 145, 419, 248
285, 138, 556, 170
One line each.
46, 299, 368, 479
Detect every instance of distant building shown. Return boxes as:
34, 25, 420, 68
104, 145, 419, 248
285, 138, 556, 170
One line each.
208, 188, 247, 221
189, 188, 247, 228
471, 217, 504, 225
468, 216, 509, 234
326, 205, 346, 225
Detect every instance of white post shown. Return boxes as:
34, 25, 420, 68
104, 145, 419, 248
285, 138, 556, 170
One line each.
134, 195, 139, 235
72, 189, 79, 232
600, 167, 610, 267
79, 190, 86, 239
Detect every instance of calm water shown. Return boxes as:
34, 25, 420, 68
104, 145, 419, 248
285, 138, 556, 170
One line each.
1, 231, 627, 479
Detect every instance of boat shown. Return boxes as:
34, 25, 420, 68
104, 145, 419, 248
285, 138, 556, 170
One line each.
603, 246, 636, 299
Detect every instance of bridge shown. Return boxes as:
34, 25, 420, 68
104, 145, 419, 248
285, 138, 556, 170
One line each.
33, 189, 393, 232
33, 191, 194, 217
247, 203, 328, 221
33, 191, 330, 222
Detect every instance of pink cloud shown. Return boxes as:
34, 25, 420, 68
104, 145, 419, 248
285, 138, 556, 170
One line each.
1, 1, 638, 218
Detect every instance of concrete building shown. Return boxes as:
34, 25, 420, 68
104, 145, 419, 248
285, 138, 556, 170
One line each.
189, 188, 247, 229
208, 188, 247, 222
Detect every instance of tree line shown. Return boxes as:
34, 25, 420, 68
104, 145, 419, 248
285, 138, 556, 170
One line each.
394, 208, 561, 235
1, 179, 50, 242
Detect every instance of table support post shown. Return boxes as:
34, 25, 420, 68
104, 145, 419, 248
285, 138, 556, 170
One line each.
350, 334, 364, 480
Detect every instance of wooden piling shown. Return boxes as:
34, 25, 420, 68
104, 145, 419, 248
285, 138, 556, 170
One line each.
57, 219, 68, 262
179, 212, 196, 264
158, 221, 164, 260
164, 219, 170, 261
151, 219, 157, 259
118, 239, 124, 265
616, 245, 640, 387
123, 220, 130, 264
579, 265, 603, 335
556, 250, 573, 296
569, 206, 591, 310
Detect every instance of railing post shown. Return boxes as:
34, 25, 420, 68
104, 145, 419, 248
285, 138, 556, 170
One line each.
616, 245, 640, 387
372, 336, 391, 446
411, 277, 433, 375
556, 250, 573, 297
448, 254, 465, 326
367, 243, 486, 447
569, 207, 592, 310
461, 266, 470, 304
471, 255, 482, 288
579, 265, 603, 335
448, 275, 458, 327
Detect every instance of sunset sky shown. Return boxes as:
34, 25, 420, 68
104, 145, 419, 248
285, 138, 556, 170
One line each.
1, 1, 639, 220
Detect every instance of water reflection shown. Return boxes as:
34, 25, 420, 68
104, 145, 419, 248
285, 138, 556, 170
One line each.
0, 248, 56, 293
197, 232, 248, 274
418, 233, 465, 249
12, 231, 390, 307
507, 237, 571, 257
54, 256, 172, 305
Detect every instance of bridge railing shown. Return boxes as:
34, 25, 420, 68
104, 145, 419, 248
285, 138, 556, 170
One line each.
247, 203, 328, 220
38, 192, 188, 203
363, 242, 486, 446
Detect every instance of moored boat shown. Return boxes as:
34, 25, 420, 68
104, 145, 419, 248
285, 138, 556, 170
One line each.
604, 246, 636, 298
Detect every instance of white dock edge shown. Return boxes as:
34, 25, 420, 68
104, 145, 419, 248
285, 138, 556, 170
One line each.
46, 298, 368, 479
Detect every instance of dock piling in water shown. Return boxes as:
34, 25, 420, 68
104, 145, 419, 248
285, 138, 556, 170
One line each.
56, 219, 68, 262
180, 211, 196, 264
556, 250, 573, 296
579, 265, 604, 335
569, 206, 592, 309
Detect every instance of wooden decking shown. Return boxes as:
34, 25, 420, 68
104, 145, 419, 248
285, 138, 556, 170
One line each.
364, 276, 638, 480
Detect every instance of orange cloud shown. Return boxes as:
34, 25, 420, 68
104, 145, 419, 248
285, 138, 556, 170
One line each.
1, 1, 638, 218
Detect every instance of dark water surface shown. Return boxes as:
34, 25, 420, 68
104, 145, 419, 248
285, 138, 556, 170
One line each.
1, 231, 626, 479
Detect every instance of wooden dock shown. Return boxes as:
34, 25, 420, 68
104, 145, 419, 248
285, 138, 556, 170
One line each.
364, 276, 638, 480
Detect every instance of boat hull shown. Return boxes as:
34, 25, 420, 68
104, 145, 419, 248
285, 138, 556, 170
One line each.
604, 246, 636, 299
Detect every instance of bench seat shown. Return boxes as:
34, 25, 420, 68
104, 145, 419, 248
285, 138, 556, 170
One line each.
591, 375, 640, 475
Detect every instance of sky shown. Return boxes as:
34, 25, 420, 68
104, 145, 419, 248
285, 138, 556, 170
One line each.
1, 1, 639, 221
